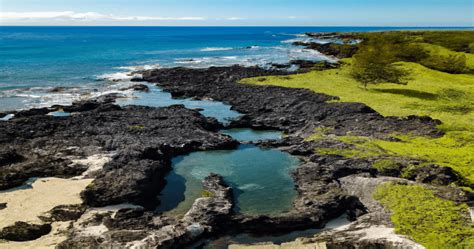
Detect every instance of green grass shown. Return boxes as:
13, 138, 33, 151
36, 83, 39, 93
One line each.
372, 159, 401, 172
373, 183, 474, 249
242, 59, 474, 184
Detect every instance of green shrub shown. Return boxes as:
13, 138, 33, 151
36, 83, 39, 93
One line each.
374, 183, 474, 249
201, 190, 215, 198
422, 54, 467, 74
373, 159, 401, 171
350, 33, 418, 86
396, 43, 429, 62
420, 31, 474, 53
351, 45, 408, 87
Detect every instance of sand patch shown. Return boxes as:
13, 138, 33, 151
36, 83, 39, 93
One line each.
0, 177, 92, 229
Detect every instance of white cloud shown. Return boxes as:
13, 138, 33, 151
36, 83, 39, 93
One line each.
0, 11, 205, 22
226, 17, 245, 21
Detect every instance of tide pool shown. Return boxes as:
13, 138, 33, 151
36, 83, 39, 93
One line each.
116, 84, 241, 123
156, 144, 299, 216
220, 128, 282, 142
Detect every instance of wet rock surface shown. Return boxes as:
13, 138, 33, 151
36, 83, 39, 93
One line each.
119, 84, 150, 92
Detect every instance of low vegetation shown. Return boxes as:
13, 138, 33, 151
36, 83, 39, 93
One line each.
374, 183, 474, 249
201, 190, 215, 198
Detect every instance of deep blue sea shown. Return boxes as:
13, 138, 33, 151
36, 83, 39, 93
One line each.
0, 26, 471, 111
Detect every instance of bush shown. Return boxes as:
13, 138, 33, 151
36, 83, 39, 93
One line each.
396, 43, 429, 62
201, 190, 215, 198
422, 54, 467, 74
351, 44, 408, 87
420, 31, 474, 53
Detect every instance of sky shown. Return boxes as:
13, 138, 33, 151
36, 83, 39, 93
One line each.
0, 0, 473, 26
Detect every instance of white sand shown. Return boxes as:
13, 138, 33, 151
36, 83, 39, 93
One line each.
0, 177, 92, 229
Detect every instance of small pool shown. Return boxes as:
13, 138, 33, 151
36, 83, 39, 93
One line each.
156, 144, 299, 216
116, 84, 241, 124
47, 111, 71, 117
220, 128, 282, 142
0, 114, 14, 121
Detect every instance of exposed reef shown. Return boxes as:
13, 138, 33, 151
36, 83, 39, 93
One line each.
0, 100, 237, 207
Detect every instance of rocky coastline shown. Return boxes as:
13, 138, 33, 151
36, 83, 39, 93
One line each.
0, 33, 466, 248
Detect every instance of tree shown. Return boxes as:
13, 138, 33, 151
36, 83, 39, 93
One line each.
351, 43, 407, 87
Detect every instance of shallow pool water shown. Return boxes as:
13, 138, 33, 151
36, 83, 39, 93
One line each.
0, 114, 14, 121
116, 84, 241, 124
156, 144, 299, 216
220, 128, 282, 142
47, 111, 71, 117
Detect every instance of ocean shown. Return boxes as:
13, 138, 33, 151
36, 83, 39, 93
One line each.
0, 26, 470, 111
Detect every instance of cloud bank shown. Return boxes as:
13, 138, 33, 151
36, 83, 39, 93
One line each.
0, 11, 206, 22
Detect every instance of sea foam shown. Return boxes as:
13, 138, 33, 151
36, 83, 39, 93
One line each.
200, 47, 233, 52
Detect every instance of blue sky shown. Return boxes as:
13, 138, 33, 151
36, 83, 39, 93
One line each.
1, 0, 473, 26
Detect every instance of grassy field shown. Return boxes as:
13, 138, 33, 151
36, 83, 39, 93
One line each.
242, 59, 474, 184
241, 31, 474, 248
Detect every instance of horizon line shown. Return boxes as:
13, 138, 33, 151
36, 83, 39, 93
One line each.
1, 25, 473, 28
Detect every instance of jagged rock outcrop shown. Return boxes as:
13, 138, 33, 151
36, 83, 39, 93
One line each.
0, 101, 238, 208
59, 174, 234, 249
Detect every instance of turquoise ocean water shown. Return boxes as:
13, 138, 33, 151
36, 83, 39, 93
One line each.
1, 26, 469, 111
